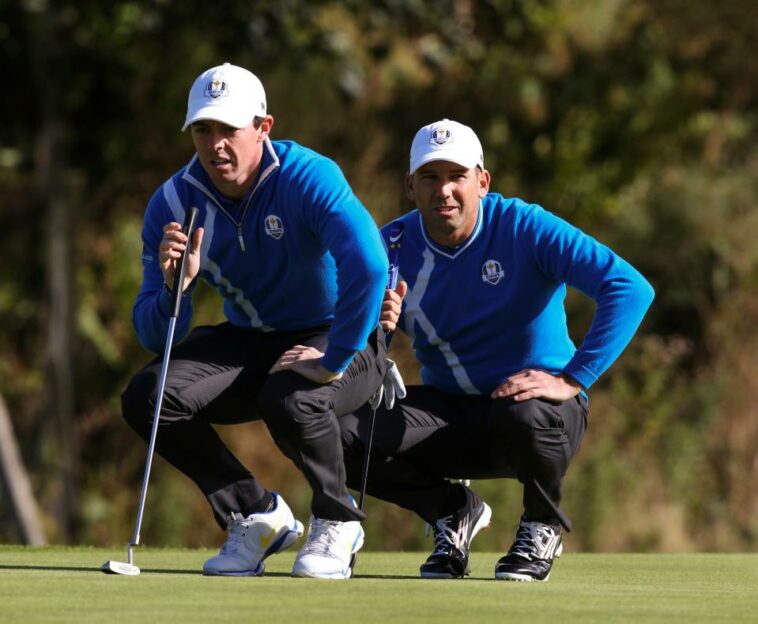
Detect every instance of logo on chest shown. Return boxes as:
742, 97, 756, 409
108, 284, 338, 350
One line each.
264, 214, 284, 239
481, 259, 504, 285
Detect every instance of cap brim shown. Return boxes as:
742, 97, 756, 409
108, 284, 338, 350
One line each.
181, 105, 256, 132
410, 151, 480, 174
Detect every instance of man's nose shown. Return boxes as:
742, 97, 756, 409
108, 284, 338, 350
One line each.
208, 130, 226, 151
434, 179, 453, 197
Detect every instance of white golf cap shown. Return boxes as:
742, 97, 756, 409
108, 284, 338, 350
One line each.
409, 119, 484, 174
182, 63, 267, 131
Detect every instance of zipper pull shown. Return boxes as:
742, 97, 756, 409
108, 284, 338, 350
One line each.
237, 226, 246, 252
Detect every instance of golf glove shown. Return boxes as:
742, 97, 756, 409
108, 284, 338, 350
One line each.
369, 358, 407, 410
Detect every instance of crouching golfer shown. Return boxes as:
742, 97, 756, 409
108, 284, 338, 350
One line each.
121, 63, 387, 579
341, 119, 654, 581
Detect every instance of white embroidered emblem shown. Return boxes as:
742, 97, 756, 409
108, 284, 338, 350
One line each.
481, 259, 504, 285
430, 127, 453, 145
264, 214, 284, 239
204, 76, 228, 100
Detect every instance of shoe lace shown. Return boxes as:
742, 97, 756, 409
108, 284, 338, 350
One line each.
431, 514, 463, 555
509, 519, 560, 561
220, 513, 250, 555
300, 518, 340, 556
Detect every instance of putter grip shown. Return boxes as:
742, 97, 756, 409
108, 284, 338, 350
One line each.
386, 221, 403, 291
170, 206, 199, 318
387, 261, 399, 291
384, 222, 403, 346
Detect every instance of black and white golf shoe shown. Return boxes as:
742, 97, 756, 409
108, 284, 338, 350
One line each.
419, 488, 492, 579
494, 516, 563, 582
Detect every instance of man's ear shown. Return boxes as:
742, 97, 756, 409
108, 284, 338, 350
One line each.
405, 172, 415, 201
478, 168, 491, 198
258, 115, 275, 141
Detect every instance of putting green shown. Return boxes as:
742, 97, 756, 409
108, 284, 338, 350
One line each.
1, 547, 756, 623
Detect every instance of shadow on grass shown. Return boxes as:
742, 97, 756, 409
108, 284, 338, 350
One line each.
353, 573, 498, 581
0, 564, 493, 581
0, 564, 199, 575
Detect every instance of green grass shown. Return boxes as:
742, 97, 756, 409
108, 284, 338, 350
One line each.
0, 547, 756, 623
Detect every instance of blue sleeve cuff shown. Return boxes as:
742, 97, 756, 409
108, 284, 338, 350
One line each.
562, 362, 596, 391
158, 282, 195, 316
321, 345, 356, 374
157, 284, 174, 315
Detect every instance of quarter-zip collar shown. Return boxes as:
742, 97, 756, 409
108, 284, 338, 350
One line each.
181, 137, 281, 251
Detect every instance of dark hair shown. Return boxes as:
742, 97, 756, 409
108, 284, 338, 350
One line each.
253, 116, 265, 129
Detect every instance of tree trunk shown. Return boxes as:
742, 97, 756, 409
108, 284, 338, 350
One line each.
0, 393, 47, 545
30, 0, 79, 541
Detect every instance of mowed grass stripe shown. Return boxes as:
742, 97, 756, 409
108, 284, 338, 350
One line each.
0, 548, 756, 623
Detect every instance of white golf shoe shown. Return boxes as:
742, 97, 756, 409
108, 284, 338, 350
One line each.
203, 493, 304, 576
291, 516, 364, 579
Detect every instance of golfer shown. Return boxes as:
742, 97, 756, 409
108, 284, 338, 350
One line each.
341, 119, 655, 581
121, 63, 387, 579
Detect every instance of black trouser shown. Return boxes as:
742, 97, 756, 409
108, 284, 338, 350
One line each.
340, 385, 587, 531
122, 322, 385, 529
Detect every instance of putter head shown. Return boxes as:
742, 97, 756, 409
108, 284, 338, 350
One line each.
101, 560, 141, 576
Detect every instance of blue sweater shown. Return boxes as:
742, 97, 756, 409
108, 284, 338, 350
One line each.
134, 138, 388, 372
382, 195, 655, 394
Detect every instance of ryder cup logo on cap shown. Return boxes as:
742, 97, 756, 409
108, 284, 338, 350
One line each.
409, 119, 484, 174
204, 76, 228, 100
182, 63, 267, 131
430, 127, 452, 145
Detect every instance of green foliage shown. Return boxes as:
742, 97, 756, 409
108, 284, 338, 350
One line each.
0, 0, 755, 551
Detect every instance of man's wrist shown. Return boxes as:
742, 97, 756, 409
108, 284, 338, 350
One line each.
164, 281, 191, 296
316, 360, 343, 383
559, 373, 583, 391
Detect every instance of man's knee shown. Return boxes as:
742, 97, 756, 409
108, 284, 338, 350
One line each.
490, 398, 585, 478
492, 397, 546, 429
121, 368, 158, 433
490, 399, 571, 454
257, 373, 329, 429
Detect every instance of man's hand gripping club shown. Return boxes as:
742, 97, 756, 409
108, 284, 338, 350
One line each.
159, 221, 205, 294
369, 280, 409, 410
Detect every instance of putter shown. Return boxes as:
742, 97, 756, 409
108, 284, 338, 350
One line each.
350, 222, 404, 571
102, 206, 199, 576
